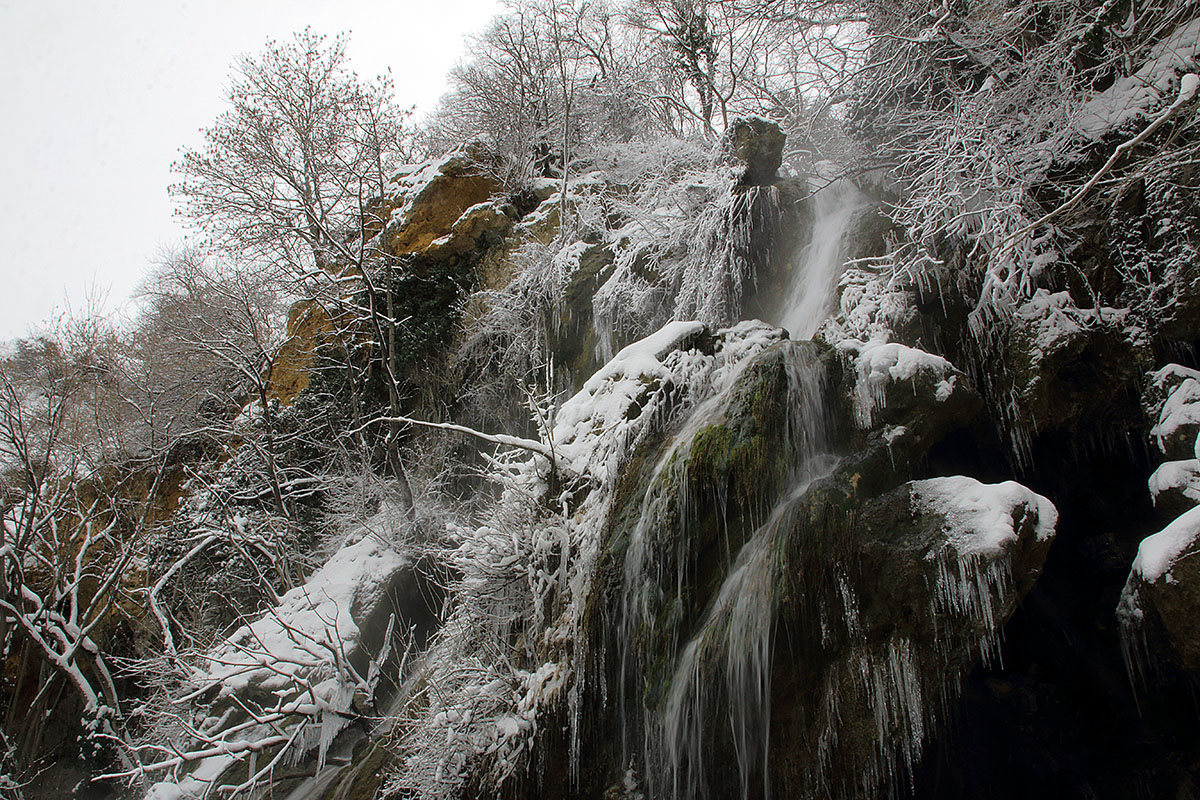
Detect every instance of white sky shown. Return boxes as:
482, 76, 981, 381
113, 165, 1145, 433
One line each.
0, 0, 503, 341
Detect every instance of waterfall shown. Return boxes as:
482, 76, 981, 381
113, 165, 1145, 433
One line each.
775, 178, 865, 340
275, 171, 867, 800
616, 338, 838, 800
613, 177, 871, 799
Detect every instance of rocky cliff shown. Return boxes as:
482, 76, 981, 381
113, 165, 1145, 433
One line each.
124, 83, 1200, 800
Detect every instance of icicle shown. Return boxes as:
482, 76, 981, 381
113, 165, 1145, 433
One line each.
1116, 578, 1152, 708
929, 553, 1015, 664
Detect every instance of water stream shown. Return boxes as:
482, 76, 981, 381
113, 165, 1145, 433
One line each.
619, 177, 863, 799
776, 178, 866, 340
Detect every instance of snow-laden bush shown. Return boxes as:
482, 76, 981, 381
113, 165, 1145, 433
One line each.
454, 134, 791, 425
849, 0, 1200, 335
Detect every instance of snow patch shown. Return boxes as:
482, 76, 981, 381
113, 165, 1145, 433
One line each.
912, 476, 1058, 555
1132, 505, 1200, 584
1076, 19, 1200, 139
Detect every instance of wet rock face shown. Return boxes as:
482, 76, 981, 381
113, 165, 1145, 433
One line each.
582, 328, 1053, 800
723, 117, 786, 186
771, 475, 1055, 799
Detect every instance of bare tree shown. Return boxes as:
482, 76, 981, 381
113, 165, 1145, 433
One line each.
137, 248, 295, 520
426, 0, 663, 181
0, 323, 142, 782
171, 28, 410, 275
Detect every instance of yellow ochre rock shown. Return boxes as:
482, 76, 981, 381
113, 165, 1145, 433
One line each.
385, 150, 506, 257
268, 299, 336, 406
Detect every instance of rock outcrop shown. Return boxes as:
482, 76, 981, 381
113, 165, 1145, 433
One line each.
268, 299, 337, 406
121, 80, 1200, 799
1115, 365, 1200, 681
385, 150, 506, 257
723, 117, 787, 186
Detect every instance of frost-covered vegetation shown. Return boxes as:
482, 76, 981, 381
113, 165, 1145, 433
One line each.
5, 0, 1200, 798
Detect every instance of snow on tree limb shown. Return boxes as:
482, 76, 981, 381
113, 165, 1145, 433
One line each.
370, 415, 557, 461
1007, 72, 1200, 249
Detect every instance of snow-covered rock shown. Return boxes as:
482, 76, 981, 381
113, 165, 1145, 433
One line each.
149, 510, 427, 797
1075, 19, 1200, 140
839, 338, 961, 428
1129, 506, 1200, 585
551, 319, 787, 484
831, 339, 983, 480
1145, 364, 1200, 460
912, 476, 1058, 556
385, 148, 503, 256
1148, 459, 1200, 519
1119, 506, 1200, 673
828, 265, 918, 345
202, 532, 407, 696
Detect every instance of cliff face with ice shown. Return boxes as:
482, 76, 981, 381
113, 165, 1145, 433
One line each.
131, 53, 1200, 798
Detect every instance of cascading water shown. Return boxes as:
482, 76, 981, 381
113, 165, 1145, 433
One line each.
775, 177, 865, 340
660, 453, 841, 800
612, 174, 872, 799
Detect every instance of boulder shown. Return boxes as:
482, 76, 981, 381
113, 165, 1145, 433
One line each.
1001, 290, 1142, 445
149, 512, 445, 798
1148, 458, 1200, 519
723, 117, 786, 186
833, 338, 983, 495
1118, 506, 1200, 673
